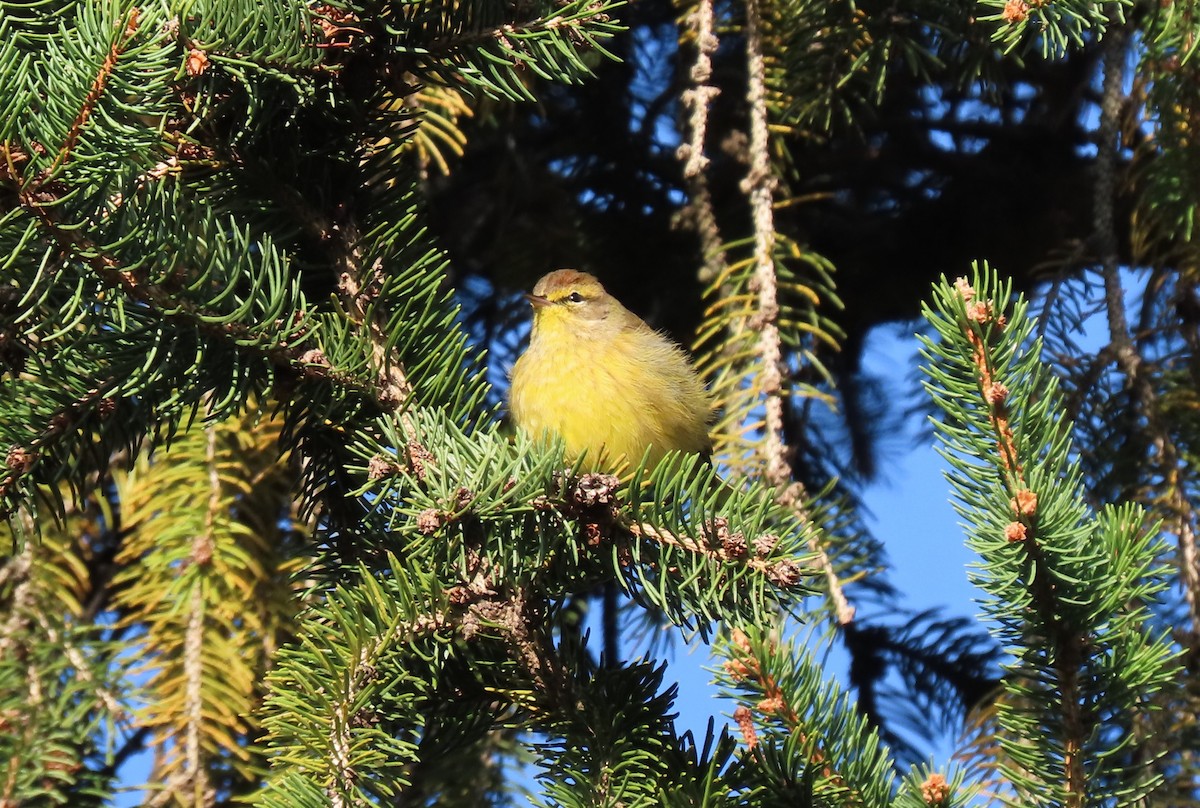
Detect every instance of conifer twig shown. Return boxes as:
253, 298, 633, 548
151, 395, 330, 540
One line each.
953, 277, 1088, 803
0, 381, 119, 517
181, 583, 208, 803
14, 196, 384, 403
423, 10, 607, 53
332, 218, 418, 435
178, 423, 221, 803
38, 8, 141, 183
624, 520, 802, 588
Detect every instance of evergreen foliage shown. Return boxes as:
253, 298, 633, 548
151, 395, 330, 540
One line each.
112, 408, 304, 788
920, 266, 1178, 805
0, 0, 1197, 804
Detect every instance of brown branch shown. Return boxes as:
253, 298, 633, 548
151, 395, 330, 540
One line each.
332, 218, 422, 448
741, 0, 854, 625
623, 519, 802, 589
179, 424, 220, 803
676, 0, 726, 283
38, 9, 141, 184
455, 578, 571, 706
742, 0, 782, 493
1085, 33, 1131, 805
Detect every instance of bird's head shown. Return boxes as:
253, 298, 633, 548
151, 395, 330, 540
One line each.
525, 270, 628, 336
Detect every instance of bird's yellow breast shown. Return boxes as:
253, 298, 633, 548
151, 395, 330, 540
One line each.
509, 313, 711, 471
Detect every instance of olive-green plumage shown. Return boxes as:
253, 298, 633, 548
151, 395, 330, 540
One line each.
509, 270, 713, 471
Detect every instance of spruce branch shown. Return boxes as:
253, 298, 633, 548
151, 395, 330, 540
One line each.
35, 7, 142, 184
0, 518, 119, 804
0, 544, 41, 806
257, 555, 570, 805
423, 8, 609, 54
103, 153, 191, 211
714, 626, 907, 806
356, 413, 816, 641
444, 548, 572, 707
107, 406, 304, 798
558, 467, 813, 620
5, 184, 397, 415
306, 209, 439, 541
167, 2, 325, 77
724, 629, 800, 736
176, 423, 223, 804
921, 266, 1178, 805
322, 618, 387, 807
258, 564, 447, 804
388, 0, 623, 102
978, 0, 1127, 56
742, 0, 782, 487
0, 184, 394, 519
948, 278, 1085, 801
0, 379, 119, 517
334, 234, 415, 417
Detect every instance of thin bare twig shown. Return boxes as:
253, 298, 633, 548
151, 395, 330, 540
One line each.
742, 0, 853, 624
677, 0, 726, 282
1094, 26, 1200, 646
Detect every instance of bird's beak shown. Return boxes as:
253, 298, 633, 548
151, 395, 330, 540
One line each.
525, 293, 552, 308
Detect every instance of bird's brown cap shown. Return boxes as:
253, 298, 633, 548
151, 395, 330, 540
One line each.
527, 269, 606, 307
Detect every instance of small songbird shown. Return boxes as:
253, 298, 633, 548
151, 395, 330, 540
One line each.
508, 270, 713, 471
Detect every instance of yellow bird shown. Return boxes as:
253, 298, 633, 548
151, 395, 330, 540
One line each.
508, 270, 713, 471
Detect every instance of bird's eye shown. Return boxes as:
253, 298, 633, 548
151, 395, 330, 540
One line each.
566, 292, 584, 303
